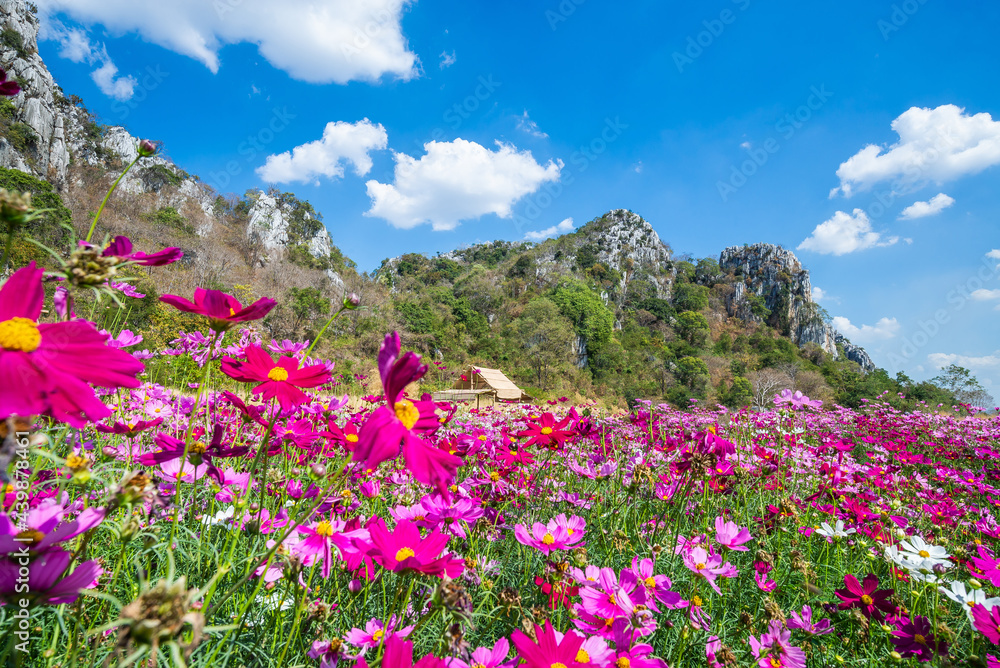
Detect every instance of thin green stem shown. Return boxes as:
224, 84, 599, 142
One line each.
85, 154, 142, 243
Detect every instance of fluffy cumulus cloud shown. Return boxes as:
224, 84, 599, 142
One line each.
40, 19, 135, 100
898, 193, 955, 220
797, 209, 899, 255
928, 351, 1000, 370
36, 0, 418, 84
832, 105, 1000, 196
811, 286, 827, 303
365, 139, 562, 231
971, 288, 1000, 310
832, 316, 900, 343
525, 217, 574, 242
256, 119, 388, 184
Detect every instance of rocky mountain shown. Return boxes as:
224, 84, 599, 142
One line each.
0, 0, 339, 281
719, 243, 874, 372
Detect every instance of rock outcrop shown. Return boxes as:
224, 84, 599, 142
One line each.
836, 333, 876, 372
0, 0, 335, 268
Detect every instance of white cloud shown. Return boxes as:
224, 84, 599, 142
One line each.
365, 139, 562, 231
516, 111, 548, 139
832, 316, 900, 343
439, 50, 456, 69
256, 119, 388, 184
928, 352, 1000, 370
971, 289, 1000, 300
797, 209, 899, 256
898, 193, 955, 220
37, 0, 418, 84
812, 286, 828, 303
832, 104, 1000, 196
525, 217, 574, 242
41, 19, 136, 100
988, 249, 1000, 259
633, 161, 643, 174
90, 56, 135, 100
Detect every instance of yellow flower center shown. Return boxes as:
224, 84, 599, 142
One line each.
616, 659, 631, 668
16, 529, 44, 546
552, 664, 568, 668
345, 433, 359, 443
769, 658, 781, 668
918, 550, 930, 558
396, 547, 415, 561
692, 595, 703, 607
695, 562, 706, 570
608, 594, 617, 605
861, 594, 873, 605
914, 634, 926, 645
372, 629, 384, 642
189, 441, 207, 454
541, 426, 553, 435
229, 307, 236, 316
489, 471, 500, 482
604, 617, 614, 628
566, 528, 574, 535
576, 650, 591, 662
315, 521, 334, 537
267, 366, 289, 382
644, 576, 656, 588
65, 454, 87, 470
0, 317, 41, 352
394, 400, 420, 430
541, 532, 555, 545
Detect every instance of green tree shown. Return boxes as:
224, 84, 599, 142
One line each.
672, 283, 709, 312
674, 356, 709, 390
674, 311, 710, 347
721, 376, 753, 408
286, 287, 330, 330
550, 279, 614, 353
516, 298, 575, 388
931, 364, 994, 406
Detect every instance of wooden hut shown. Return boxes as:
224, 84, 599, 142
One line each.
432, 365, 530, 407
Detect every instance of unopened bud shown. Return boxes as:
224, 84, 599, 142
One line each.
343, 292, 360, 310
137, 139, 158, 158
970, 578, 984, 590
889, 651, 902, 661
310, 463, 327, 479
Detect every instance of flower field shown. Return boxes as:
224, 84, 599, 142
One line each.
1, 136, 999, 668
3, 257, 1000, 668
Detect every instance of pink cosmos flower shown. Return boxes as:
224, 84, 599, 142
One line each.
514, 522, 572, 556
510, 620, 587, 668
754, 561, 777, 592
773, 389, 822, 410
630, 557, 686, 612
445, 638, 510, 668
352, 634, 445, 668
103, 235, 182, 266
971, 545, 1000, 587
609, 617, 668, 668
352, 332, 462, 495
0, 500, 105, 553
358, 518, 463, 578
160, 288, 276, 332
974, 603, 1000, 645
0, 263, 144, 427
138, 424, 248, 484
0, 549, 102, 606
221, 345, 331, 411
714, 516, 752, 551
749, 620, 807, 668
681, 544, 738, 594
344, 615, 414, 654
787, 605, 832, 636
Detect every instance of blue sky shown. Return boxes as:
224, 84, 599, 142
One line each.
35, 0, 1000, 400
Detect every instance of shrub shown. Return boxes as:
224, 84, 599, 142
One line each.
142, 206, 194, 235
6, 121, 36, 153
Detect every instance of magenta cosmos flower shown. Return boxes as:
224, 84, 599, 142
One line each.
0, 500, 105, 553
160, 288, 276, 332
353, 634, 445, 668
0, 549, 102, 606
0, 263, 144, 427
102, 235, 182, 266
358, 518, 463, 578
834, 573, 896, 621
138, 424, 248, 483
352, 333, 462, 495
891, 615, 947, 661
510, 620, 587, 668
220, 345, 331, 411
514, 522, 573, 556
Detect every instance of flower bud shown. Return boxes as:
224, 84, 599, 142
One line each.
137, 139, 158, 158
343, 292, 360, 310
310, 463, 327, 479
970, 578, 983, 590
889, 651, 902, 661
0, 189, 32, 227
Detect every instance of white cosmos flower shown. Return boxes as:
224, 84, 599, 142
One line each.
940, 581, 1000, 621
816, 520, 856, 539
899, 536, 951, 568
200, 505, 235, 527
884, 545, 951, 583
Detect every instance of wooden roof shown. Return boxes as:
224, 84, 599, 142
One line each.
454, 365, 529, 401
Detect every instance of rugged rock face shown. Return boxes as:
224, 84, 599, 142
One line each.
0, 0, 335, 268
719, 243, 840, 357
836, 333, 876, 372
